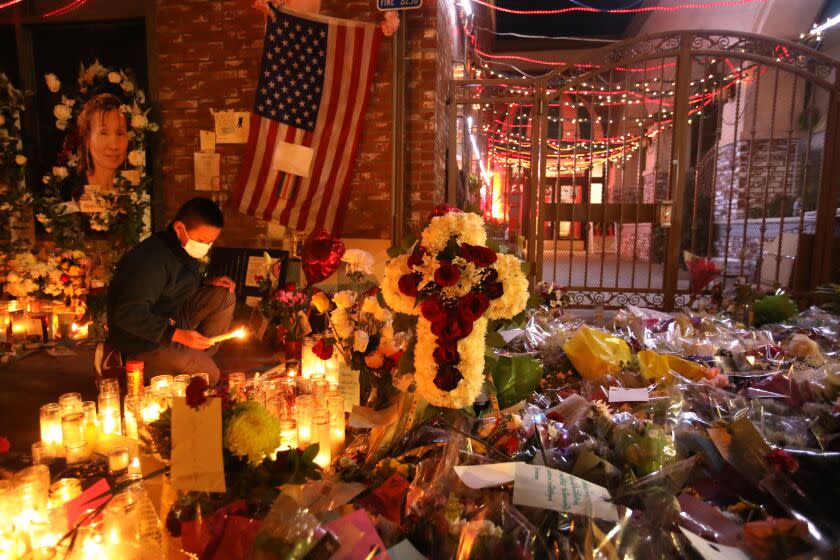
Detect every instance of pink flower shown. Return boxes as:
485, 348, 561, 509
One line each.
379, 11, 400, 37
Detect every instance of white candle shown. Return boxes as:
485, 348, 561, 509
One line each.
107, 447, 130, 473
208, 326, 246, 344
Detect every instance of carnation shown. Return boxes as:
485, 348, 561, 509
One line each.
342, 249, 375, 276
224, 401, 282, 466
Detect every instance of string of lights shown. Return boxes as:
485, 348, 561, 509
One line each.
42, 0, 89, 17
468, 0, 765, 16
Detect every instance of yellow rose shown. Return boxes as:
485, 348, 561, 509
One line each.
311, 291, 330, 314
68, 265, 81, 276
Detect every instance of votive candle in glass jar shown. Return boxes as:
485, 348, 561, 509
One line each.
311, 410, 331, 468
98, 390, 120, 413
64, 440, 89, 465
98, 408, 121, 440
270, 394, 289, 420
312, 380, 328, 410
174, 374, 191, 385
301, 338, 321, 379
31, 442, 55, 466
100, 378, 120, 396
169, 381, 186, 398
107, 446, 130, 474
295, 395, 315, 448
58, 392, 82, 416
278, 419, 297, 451
61, 412, 85, 447
103, 492, 140, 547
123, 395, 142, 439
150, 375, 173, 394
228, 372, 246, 400
280, 377, 297, 410
326, 396, 345, 457
82, 401, 98, 450
49, 478, 82, 507
39, 403, 63, 448
324, 354, 341, 386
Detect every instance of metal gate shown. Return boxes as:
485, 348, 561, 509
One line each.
449, 31, 840, 310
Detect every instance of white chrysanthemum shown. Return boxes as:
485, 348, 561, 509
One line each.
341, 249, 375, 276
487, 253, 529, 320
381, 254, 418, 315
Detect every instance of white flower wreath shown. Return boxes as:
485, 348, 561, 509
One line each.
36, 61, 157, 249
0, 73, 32, 247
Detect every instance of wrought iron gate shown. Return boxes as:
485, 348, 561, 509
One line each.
449, 31, 840, 310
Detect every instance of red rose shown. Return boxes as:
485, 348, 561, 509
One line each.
284, 282, 297, 291
433, 365, 463, 391
482, 268, 499, 285
407, 247, 427, 268
312, 338, 334, 360
433, 343, 459, 365
185, 376, 209, 409
0, 436, 9, 453
434, 261, 460, 287
459, 292, 490, 322
431, 316, 471, 342
398, 272, 422, 297
485, 282, 504, 300
60, 273, 71, 284
253, 274, 264, 284
460, 243, 497, 267
766, 449, 799, 475
420, 298, 446, 322
427, 204, 462, 222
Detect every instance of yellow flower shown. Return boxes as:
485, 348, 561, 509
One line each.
311, 291, 330, 313
68, 265, 82, 276
224, 401, 282, 466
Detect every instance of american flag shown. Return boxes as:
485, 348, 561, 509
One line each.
230, 6, 381, 232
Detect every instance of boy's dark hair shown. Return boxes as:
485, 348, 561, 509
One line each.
174, 197, 224, 229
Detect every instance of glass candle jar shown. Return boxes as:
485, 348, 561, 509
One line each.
169, 381, 186, 398
280, 377, 297, 410
174, 374, 191, 385
228, 372, 246, 399
61, 412, 85, 447
100, 378, 120, 396
150, 375, 173, 394
65, 440, 89, 465
326, 396, 346, 457
295, 395, 315, 448
39, 403, 63, 448
278, 419, 297, 451
31, 442, 56, 466
311, 410, 331, 468
49, 478, 82, 507
58, 392, 82, 416
82, 401, 98, 450
301, 337, 322, 379
123, 395, 142, 439
103, 492, 140, 547
270, 394, 289, 420
107, 446, 130, 474
98, 408, 122, 440
98, 391, 120, 414
312, 380, 328, 410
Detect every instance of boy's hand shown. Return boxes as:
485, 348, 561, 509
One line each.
172, 328, 214, 350
205, 276, 236, 293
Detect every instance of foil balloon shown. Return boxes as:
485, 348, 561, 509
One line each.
301, 229, 345, 286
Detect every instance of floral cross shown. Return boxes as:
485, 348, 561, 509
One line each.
382, 206, 528, 409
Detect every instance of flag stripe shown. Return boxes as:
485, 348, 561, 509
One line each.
319, 27, 376, 231
253, 125, 296, 219
237, 119, 272, 213
326, 28, 382, 231
262, 127, 308, 221
246, 120, 281, 216
229, 113, 263, 210
293, 23, 352, 230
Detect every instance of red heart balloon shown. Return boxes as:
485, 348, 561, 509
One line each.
301, 230, 345, 285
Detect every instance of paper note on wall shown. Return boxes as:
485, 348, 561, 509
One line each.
171, 397, 226, 493
194, 152, 221, 191
214, 111, 250, 144
271, 141, 314, 177
200, 130, 216, 153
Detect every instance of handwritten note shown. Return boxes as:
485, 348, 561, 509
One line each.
339, 363, 361, 413
194, 152, 221, 191
454, 462, 516, 489
200, 130, 216, 153
171, 397, 226, 493
608, 387, 650, 403
214, 110, 250, 144
271, 141, 314, 177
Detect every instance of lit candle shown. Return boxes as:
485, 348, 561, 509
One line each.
327, 396, 345, 457
39, 403, 63, 448
128, 456, 142, 476
123, 395, 142, 439
278, 419, 297, 451
107, 446, 130, 474
208, 326, 247, 344
82, 401, 98, 451
49, 478, 82, 506
61, 412, 85, 452
312, 380, 328, 410
324, 354, 341, 386
311, 410, 331, 468
30, 442, 55, 466
150, 375, 173, 393
64, 440, 89, 465
98, 409, 121, 439
296, 395, 315, 447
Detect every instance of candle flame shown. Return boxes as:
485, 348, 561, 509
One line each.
234, 327, 247, 339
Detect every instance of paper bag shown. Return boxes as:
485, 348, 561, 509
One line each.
171, 397, 226, 493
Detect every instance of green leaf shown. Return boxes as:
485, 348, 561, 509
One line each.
520, 260, 531, 276
401, 233, 418, 252
485, 329, 506, 349
486, 239, 501, 253
376, 289, 388, 310
398, 338, 416, 375
301, 443, 320, 463
387, 244, 404, 259
490, 354, 542, 409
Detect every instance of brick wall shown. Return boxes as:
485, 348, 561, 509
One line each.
155, 0, 458, 245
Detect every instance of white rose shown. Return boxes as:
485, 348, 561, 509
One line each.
333, 290, 356, 310
56, 120, 67, 131
130, 114, 148, 129
53, 104, 71, 120
127, 150, 145, 167
353, 330, 370, 353
15, 155, 26, 166
44, 73, 61, 93
52, 166, 68, 178
121, 80, 134, 92
108, 72, 122, 83
373, 306, 392, 323
786, 334, 819, 358
360, 296, 380, 316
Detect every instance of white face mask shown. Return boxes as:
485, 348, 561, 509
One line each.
179, 226, 212, 259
